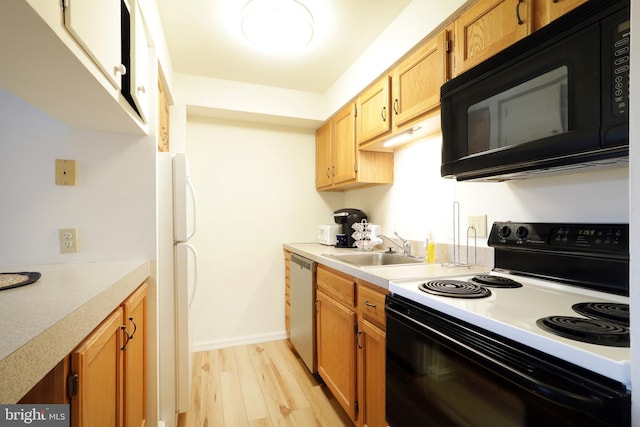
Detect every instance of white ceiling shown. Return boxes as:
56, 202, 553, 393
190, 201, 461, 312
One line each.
155, 0, 413, 94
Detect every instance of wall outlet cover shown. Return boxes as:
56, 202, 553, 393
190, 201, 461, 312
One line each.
58, 228, 79, 253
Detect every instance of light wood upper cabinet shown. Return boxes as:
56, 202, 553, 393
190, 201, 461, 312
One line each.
392, 30, 448, 129
315, 121, 333, 189
316, 103, 394, 191
454, 0, 533, 75
357, 76, 392, 144
63, 0, 124, 90
533, 0, 587, 30
333, 104, 358, 186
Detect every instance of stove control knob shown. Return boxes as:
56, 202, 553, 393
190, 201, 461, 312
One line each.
516, 226, 529, 239
499, 226, 512, 238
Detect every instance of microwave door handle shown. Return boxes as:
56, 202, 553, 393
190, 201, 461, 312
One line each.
388, 306, 608, 418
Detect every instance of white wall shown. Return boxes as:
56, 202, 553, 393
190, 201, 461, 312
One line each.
186, 117, 343, 349
346, 135, 630, 247
0, 88, 156, 266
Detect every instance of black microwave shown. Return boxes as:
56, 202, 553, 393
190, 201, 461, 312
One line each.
440, 0, 629, 181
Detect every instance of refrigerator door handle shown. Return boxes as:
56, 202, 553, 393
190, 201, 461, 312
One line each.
186, 177, 197, 241
180, 242, 198, 307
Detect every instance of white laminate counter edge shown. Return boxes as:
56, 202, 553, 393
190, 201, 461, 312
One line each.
0, 260, 150, 403
283, 243, 490, 290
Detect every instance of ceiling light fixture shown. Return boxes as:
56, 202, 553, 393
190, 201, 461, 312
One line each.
241, 0, 314, 53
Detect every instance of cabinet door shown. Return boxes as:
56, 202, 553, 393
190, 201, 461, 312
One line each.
392, 31, 448, 128
316, 290, 357, 421
123, 283, 147, 427
130, 0, 149, 122
533, 0, 587, 30
315, 121, 333, 189
332, 104, 357, 185
454, 0, 533, 75
63, 0, 123, 89
357, 76, 391, 145
358, 318, 386, 427
284, 250, 291, 334
71, 308, 124, 427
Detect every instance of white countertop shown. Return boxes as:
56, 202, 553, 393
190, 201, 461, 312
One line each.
283, 243, 489, 289
0, 260, 150, 403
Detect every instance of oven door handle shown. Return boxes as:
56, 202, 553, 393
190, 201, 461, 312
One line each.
387, 306, 607, 416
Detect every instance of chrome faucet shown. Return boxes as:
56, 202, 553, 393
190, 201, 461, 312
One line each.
379, 232, 411, 257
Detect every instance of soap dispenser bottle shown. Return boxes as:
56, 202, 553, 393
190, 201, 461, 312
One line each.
426, 232, 436, 263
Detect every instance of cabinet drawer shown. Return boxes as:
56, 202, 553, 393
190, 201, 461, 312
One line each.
317, 265, 355, 308
357, 284, 388, 328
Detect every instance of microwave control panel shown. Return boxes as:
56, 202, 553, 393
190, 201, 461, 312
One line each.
611, 19, 630, 117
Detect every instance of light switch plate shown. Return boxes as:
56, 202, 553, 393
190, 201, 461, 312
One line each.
55, 159, 76, 186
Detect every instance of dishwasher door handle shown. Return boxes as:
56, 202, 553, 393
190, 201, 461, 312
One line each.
291, 254, 314, 270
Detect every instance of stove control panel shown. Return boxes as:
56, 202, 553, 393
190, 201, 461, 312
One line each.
488, 222, 628, 254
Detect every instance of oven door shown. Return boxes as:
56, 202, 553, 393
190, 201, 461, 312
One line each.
385, 295, 630, 427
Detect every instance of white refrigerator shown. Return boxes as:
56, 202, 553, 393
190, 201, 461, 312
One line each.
172, 153, 198, 413
158, 152, 198, 422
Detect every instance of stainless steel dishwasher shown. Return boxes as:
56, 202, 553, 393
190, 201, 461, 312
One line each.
289, 253, 317, 373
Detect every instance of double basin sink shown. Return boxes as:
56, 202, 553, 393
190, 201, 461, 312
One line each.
327, 252, 423, 267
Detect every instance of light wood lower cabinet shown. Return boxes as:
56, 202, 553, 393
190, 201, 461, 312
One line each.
71, 282, 147, 427
284, 250, 291, 334
314, 265, 388, 426
71, 307, 124, 427
357, 318, 386, 427
122, 283, 147, 427
316, 265, 358, 422
356, 282, 388, 427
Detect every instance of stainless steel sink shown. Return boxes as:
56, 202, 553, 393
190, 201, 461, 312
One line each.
328, 252, 424, 267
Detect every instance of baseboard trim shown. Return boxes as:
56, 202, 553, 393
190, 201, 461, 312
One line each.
192, 331, 289, 352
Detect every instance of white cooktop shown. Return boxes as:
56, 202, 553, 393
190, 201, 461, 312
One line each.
389, 271, 631, 388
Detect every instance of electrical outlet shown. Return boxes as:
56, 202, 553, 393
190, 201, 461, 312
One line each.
468, 215, 487, 238
58, 228, 79, 253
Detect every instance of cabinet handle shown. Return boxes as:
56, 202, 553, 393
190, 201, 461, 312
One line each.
552, 0, 558, 2
137, 85, 146, 94
364, 300, 377, 308
331, 166, 335, 177
121, 325, 132, 350
381, 106, 387, 122
393, 99, 399, 115
357, 330, 363, 349
120, 317, 137, 350
516, 0, 524, 25
326, 167, 330, 178
114, 64, 127, 75
128, 316, 138, 339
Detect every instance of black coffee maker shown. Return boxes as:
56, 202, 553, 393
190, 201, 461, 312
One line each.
333, 208, 368, 248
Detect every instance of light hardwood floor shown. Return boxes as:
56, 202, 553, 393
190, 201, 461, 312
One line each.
179, 340, 354, 427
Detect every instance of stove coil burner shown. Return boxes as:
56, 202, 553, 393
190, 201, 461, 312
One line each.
572, 302, 630, 327
536, 316, 630, 347
419, 280, 491, 298
469, 275, 523, 288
